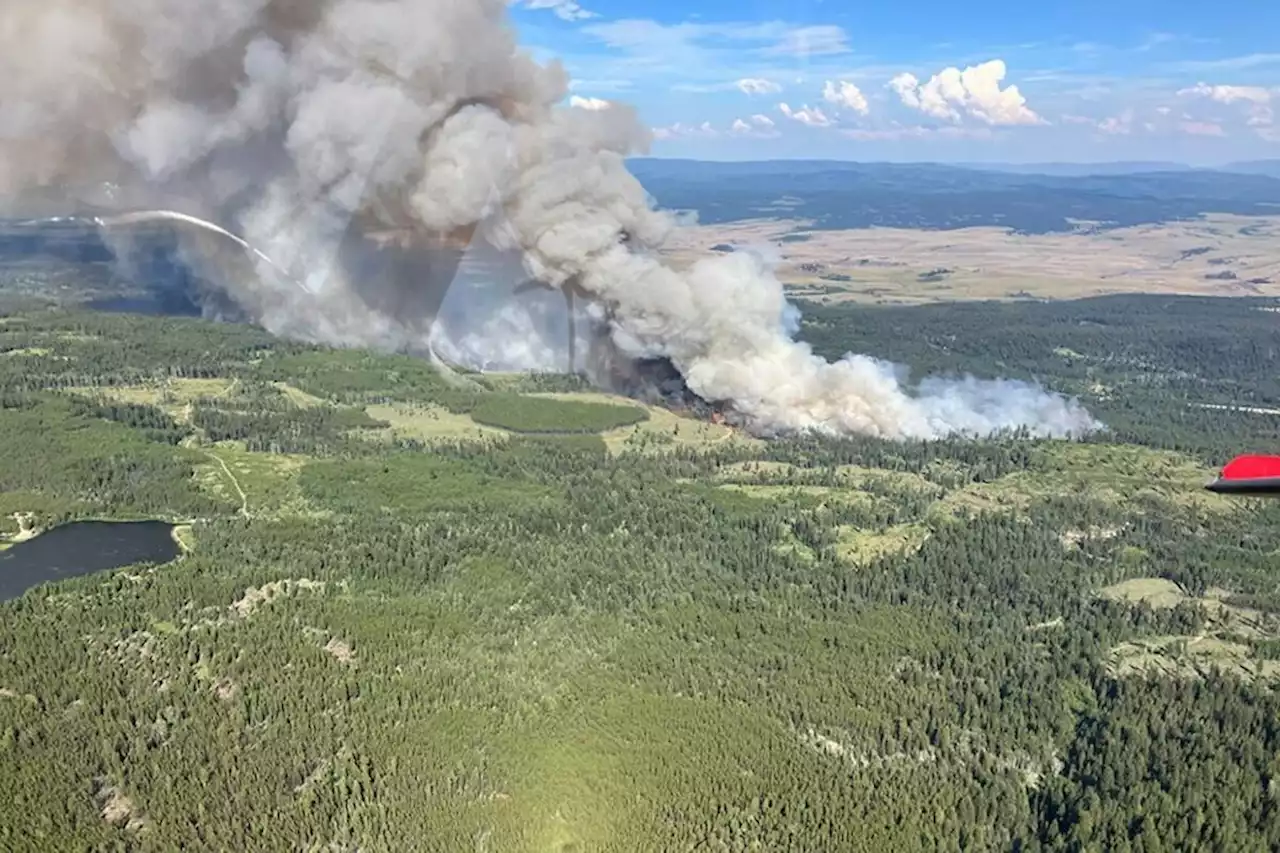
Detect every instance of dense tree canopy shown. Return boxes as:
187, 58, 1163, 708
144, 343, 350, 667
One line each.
1, 298, 1279, 851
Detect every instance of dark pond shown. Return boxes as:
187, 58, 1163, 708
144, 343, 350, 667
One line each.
0, 520, 179, 602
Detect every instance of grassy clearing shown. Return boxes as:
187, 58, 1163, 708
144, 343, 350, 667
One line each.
774, 529, 818, 563
1033, 443, 1223, 506
472, 371, 522, 388
1106, 635, 1280, 681
1101, 576, 1280, 681
714, 483, 884, 517
715, 446, 1230, 581
606, 408, 749, 455
522, 395, 767, 456
67, 378, 237, 422
365, 402, 508, 443
272, 382, 326, 409
470, 394, 648, 434
1100, 581, 1279, 641
937, 443, 1228, 518
1099, 577, 1188, 609
717, 445, 1226, 574
382, 389, 765, 455
835, 523, 930, 567
713, 461, 799, 479
715, 461, 941, 494
192, 442, 317, 519
253, 348, 473, 404
1199, 588, 1277, 640
193, 451, 243, 514
934, 476, 1044, 517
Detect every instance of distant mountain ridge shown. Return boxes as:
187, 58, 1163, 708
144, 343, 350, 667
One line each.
953, 159, 1280, 178
624, 158, 1280, 234
1224, 159, 1280, 178
629, 157, 1280, 179
950, 161, 1196, 176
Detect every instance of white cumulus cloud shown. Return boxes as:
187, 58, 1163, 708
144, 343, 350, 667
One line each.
514, 0, 597, 21
652, 121, 719, 140
779, 102, 832, 127
822, 80, 869, 115
1097, 109, 1134, 135
731, 115, 780, 138
888, 59, 1044, 126
737, 78, 782, 95
840, 125, 992, 141
1177, 81, 1274, 127
1178, 82, 1272, 105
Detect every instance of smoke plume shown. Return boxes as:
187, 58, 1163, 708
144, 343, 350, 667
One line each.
0, 0, 1099, 440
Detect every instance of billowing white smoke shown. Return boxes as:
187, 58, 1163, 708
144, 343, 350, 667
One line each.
429, 240, 594, 372
0, 0, 1099, 440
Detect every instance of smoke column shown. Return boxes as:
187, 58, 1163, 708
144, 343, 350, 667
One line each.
0, 0, 1099, 440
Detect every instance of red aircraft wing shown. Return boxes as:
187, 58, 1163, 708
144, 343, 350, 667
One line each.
1206, 454, 1280, 496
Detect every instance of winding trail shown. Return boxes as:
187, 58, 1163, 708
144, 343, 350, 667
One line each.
203, 451, 249, 518
197, 379, 251, 516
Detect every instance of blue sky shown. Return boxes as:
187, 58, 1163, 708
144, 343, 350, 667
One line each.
508, 0, 1280, 163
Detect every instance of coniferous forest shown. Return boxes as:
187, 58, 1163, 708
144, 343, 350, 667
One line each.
1, 295, 1280, 851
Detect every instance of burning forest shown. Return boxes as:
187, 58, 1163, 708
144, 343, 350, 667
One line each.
0, 0, 1100, 441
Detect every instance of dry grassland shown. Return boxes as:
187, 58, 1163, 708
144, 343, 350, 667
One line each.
659, 214, 1280, 304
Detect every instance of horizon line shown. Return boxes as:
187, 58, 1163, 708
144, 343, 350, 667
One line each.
626, 155, 1280, 169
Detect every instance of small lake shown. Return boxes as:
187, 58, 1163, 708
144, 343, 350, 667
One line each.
0, 520, 179, 602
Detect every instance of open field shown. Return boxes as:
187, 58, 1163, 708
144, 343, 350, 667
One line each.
66, 377, 237, 423
365, 394, 759, 454
1100, 578, 1280, 681
715, 444, 1229, 522
936, 443, 1229, 517
69, 377, 234, 405
365, 402, 509, 443
191, 442, 318, 519
712, 445, 1230, 572
660, 214, 1280, 304
713, 461, 941, 494
271, 381, 325, 408
834, 522, 930, 567
527, 391, 764, 455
